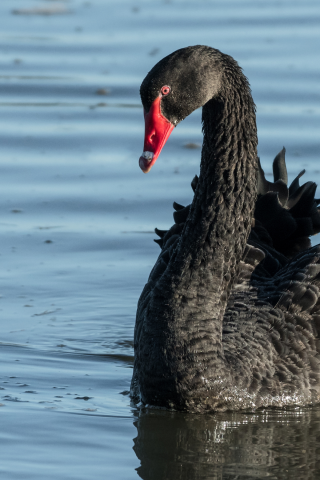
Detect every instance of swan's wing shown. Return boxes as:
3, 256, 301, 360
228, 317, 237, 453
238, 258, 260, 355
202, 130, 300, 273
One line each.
253, 149, 320, 258
223, 244, 320, 402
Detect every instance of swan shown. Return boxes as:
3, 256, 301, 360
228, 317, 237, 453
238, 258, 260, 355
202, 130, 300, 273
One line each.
131, 45, 320, 412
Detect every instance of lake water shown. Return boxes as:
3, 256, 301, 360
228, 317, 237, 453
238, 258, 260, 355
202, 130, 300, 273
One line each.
1, 0, 320, 478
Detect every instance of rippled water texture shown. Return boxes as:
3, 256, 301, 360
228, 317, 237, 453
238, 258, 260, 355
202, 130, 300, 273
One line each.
1, 0, 320, 478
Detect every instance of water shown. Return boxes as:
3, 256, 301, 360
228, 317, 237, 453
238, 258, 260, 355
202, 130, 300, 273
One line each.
1, 0, 320, 478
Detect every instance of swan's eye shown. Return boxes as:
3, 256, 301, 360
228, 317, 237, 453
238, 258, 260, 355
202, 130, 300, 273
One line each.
161, 85, 171, 96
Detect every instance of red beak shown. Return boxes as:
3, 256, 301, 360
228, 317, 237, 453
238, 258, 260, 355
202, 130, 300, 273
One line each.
139, 96, 174, 173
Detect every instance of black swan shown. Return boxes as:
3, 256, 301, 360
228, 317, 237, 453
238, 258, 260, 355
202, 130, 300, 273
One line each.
131, 45, 320, 412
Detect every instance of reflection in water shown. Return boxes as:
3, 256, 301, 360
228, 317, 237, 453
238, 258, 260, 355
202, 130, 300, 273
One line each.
133, 407, 320, 479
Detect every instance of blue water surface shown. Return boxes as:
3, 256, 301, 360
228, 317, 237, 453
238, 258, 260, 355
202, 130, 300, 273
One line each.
1, 0, 320, 478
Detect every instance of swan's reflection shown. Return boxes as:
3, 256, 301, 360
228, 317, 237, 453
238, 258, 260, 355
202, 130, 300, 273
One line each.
133, 406, 320, 479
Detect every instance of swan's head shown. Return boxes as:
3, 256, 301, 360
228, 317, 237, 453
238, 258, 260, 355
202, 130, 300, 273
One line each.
139, 45, 222, 173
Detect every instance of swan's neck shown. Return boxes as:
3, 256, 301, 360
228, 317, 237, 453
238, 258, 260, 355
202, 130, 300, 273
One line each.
167, 73, 258, 324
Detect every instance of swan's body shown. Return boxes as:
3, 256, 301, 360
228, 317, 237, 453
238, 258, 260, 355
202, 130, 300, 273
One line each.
131, 46, 320, 412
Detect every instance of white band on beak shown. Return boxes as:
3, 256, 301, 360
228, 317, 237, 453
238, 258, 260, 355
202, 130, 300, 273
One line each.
141, 151, 154, 163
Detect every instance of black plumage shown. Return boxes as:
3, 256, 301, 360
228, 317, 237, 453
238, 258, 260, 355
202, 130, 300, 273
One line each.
131, 45, 320, 412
